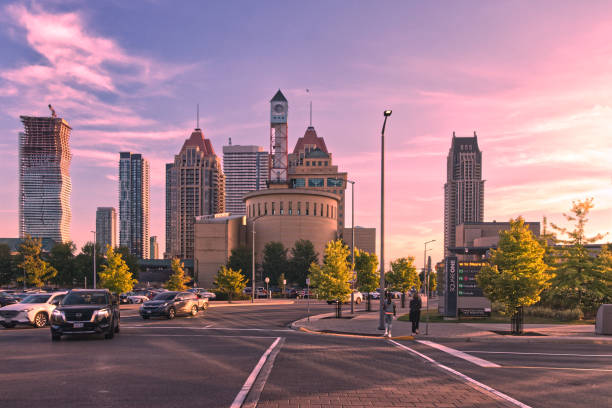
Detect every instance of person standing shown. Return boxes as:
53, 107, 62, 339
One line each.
383, 292, 396, 337
409, 291, 422, 335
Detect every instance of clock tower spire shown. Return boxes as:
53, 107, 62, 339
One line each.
269, 89, 289, 186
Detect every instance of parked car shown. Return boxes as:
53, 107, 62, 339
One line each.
327, 291, 363, 304
140, 291, 201, 319
127, 295, 149, 304
286, 288, 298, 298
255, 287, 268, 298
0, 292, 20, 307
188, 288, 216, 299
0, 292, 67, 328
50, 289, 120, 341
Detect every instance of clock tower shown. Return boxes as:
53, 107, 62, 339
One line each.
269, 89, 288, 185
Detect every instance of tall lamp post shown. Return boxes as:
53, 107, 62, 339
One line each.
91, 230, 97, 289
378, 109, 392, 330
348, 179, 356, 314
423, 239, 436, 335
250, 216, 264, 303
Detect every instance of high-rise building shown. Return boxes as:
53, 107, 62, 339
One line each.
165, 128, 225, 259
96, 207, 117, 250
223, 144, 268, 214
269, 90, 289, 185
150, 236, 159, 259
288, 126, 347, 231
443, 132, 484, 257
19, 107, 72, 243
119, 152, 150, 259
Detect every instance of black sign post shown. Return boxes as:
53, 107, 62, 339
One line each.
444, 256, 458, 318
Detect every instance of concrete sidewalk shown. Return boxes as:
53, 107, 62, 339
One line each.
292, 300, 612, 343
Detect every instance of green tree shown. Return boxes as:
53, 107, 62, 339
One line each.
98, 246, 137, 294
115, 246, 140, 280
48, 241, 77, 286
214, 266, 247, 302
262, 242, 288, 285
73, 242, 105, 288
545, 199, 610, 314
386, 257, 420, 307
227, 246, 252, 282
288, 239, 318, 286
428, 268, 437, 294
0, 243, 16, 286
17, 235, 58, 288
309, 240, 352, 312
477, 218, 552, 331
165, 258, 191, 291
354, 249, 379, 311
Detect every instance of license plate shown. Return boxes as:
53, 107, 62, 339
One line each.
73, 322, 84, 328
146, 310, 151, 314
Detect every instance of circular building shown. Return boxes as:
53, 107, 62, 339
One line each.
243, 188, 340, 264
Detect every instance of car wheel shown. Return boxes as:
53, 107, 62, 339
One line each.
51, 332, 61, 341
104, 321, 115, 339
327, 301, 332, 305
190, 305, 197, 316
33, 312, 48, 328
167, 307, 175, 319
114, 319, 120, 333
1, 322, 16, 328
142, 315, 150, 320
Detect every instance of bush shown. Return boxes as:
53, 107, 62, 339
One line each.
212, 291, 250, 301
524, 306, 583, 321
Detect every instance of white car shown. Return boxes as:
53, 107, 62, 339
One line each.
0, 292, 67, 328
127, 295, 149, 304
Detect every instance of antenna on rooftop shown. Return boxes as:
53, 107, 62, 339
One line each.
306, 89, 312, 127
48, 104, 57, 118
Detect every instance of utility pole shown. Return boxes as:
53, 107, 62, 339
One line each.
91, 230, 97, 289
378, 110, 392, 330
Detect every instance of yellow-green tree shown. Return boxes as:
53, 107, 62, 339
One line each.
18, 235, 57, 288
165, 258, 191, 291
309, 240, 352, 304
98, 246, 137, 294
354, 249, 379, 311
477, 218, 553, 330
386, 257, 419, 293
214, 266, 247, 302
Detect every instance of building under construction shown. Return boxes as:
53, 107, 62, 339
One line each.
19, 106, 72, 243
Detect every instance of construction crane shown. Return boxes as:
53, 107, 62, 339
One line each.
48, 104, 57, 118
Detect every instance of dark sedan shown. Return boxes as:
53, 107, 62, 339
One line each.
139, 291, 200, 319
0, 292, 20, 307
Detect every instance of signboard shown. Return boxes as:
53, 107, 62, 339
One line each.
444, 256, 458, 317
457, 262, 485, 297
306, 278, 310, 285
459, 308, 490, 317
264, 277, 270, 283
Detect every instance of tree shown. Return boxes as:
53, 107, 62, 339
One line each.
48, 241, 77, 286
386, 257, 419, 307
165, 258, 191, 291
17, 235, 57, 288
227, 246, 252, 282
477, 218, 552, 333
354, 249, 379, 311
288, 239, 318, 286
98, 246, 137, 294
115, 246, 140, 280
309, 240, 352, 317
262, 242, 288, 285
544, 199, 611, 314
214, 266, 247, 302
74, 242, 105, 288
0, 243, 16, 286
428, 268, 437, 295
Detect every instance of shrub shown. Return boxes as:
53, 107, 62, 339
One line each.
524, 306, 583, 321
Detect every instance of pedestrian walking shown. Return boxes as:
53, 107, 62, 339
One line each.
409, 291, 422, 334
383, 292, 396, 337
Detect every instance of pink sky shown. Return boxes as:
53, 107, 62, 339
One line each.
0, 2, 610, 269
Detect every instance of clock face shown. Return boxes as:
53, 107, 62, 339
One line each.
274, 103, 284, 113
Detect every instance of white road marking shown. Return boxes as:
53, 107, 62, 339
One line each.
389, 339, 532, 408
504, 366, 612, 373
417, 340, 500, 367
230, 337, 283, 408
466, 351, 612, 358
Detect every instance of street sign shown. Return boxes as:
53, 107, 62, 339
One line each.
265, 277, 270, 283
444, 256, 458, 317
306, 278, 310, 285
458, 261, 485, 297
283, 279, 287, 285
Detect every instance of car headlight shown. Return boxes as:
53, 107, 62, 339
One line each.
94, 309, 110, 320
51, 310, 65, 321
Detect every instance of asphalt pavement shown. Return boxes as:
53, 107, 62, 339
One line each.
1, 301, 610, 408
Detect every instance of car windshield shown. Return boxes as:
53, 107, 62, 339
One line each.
63, 292, 108, 305
153, 293, 176, 301
20, 294, 51, 304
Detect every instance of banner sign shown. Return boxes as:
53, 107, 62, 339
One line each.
458, 261, 486, 297
444, 256, 458, 317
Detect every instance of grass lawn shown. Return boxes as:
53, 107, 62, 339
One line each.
398, 310, 594, 325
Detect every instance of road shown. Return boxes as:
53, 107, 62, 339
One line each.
1, 302, 610, 407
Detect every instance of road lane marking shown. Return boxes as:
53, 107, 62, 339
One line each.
417, 340, 500, 367
388, 339, 531, 408
504, 366, 612, 372
466, 351, 612, 358
230, 337, 283, 408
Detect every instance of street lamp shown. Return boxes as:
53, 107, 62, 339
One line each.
347, 179, 356, 314
424, 239, 436, 335
91, 230, 97, 289
250, 215, 264, 303
378, 109, 392, 330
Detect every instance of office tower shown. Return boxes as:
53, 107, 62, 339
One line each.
19, 106, 72, 243
96, 207, 117, 250
166, 128, 225, 259
223, 144, 268, 214
119, 152, 150, 259
288, 126, 348, 231
150, 236, 159, 259
443, 132, 485, 257
269, 90, 288, 185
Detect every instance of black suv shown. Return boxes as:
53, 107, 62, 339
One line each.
50, 289, 120, 341
140, 291, 200, 319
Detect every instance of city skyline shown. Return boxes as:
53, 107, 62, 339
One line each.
1, 2, 611, 267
